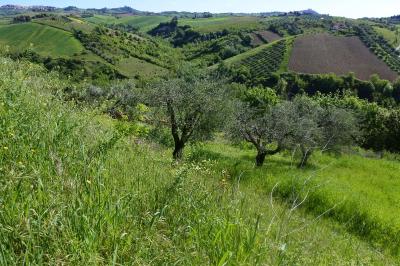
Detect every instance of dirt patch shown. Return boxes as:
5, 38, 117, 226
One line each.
255, 30, 282, 43
288, 33, 398, 81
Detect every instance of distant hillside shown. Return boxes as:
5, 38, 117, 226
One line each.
0, 22, 83, 57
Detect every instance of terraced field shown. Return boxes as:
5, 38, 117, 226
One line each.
0, 23, 83, 57
289, 33, 398, 81
225, 39, 289, 77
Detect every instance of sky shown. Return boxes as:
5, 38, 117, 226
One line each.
1, 0, 399, 18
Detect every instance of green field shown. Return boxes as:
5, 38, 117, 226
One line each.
84, 14, 119, 24
179, 16, 262, 33
1, 58, 398, 264
0, 23, 83, 57
85, 15, 171, 32
117, 57, 168, 78
34, 17, 95, 33
374, 26, 400, 48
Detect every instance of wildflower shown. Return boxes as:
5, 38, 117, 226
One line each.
86, 180, 92, 185
3, 146, 8, 150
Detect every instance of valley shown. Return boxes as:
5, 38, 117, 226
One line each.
1, 3, 400, 265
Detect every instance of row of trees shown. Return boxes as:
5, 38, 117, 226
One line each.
75, 65, 400, 167
103, 66, 359, 168
228, 88, 357, 167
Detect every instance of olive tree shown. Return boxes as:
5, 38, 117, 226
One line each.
228, 87, 285, 167
145, 70, 228, 160
276, 96, 358, 168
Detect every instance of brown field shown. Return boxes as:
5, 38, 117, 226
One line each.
256, 30, 282, 42
250, 33, 265, 46
288, 33, 399, 81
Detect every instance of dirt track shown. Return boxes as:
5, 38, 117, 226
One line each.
288, 33, 399, 81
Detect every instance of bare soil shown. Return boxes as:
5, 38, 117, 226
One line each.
255, 30, 282, 43
288, 33, 398, 81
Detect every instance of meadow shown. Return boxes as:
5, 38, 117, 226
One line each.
374, 26, 400, 48
0, 23, 83, 57
85, 15, 171, 32
179, 16, 262, 33
1, 57, 399, 265
194, 142, 400, 254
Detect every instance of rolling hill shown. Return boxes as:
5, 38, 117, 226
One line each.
85, 15, 171, 32
0, 22, 83, 57
2, 5, 400, 265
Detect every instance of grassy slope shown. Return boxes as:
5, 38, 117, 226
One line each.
179, 16, 261, 33
0, 22, 83, 57
1, 57, 397, 264
374, 26, 400, 48
117, 57, 168, 78
85, 15, 171, 32
34, 17, 95, 33
196, 141, 400, 255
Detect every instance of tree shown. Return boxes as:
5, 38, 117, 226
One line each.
228, 87, 283, 167
276, 96, 358, 167
145, 68, 228, 160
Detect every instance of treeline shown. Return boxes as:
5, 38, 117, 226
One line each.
222, 64, 400, 107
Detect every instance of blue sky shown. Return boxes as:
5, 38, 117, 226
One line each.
1, 0, 399, 18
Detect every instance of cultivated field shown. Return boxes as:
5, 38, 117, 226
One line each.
85, 15, 171, 32
0, 23, 83, 57
179, 16, 261, 33
255, 30, 282, 42
288, 33, 399, 81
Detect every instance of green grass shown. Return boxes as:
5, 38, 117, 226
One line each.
85, 15, 171, 32
115, 16, 171, 32
117, 57, 168, 78
374, 26, 400, 48
0, 23, 84, 57
86, 15, 261, 33
84, 14, 119, 24
1, 57, 398, 264
34, 17, 95, 33
192, 141, 400, 256
179, 16, 262, 33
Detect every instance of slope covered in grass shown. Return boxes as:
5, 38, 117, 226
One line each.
179, 16, 261, 33
85, 15, 171, 32
0, 57, 396, 264
0, 22, 83, 57
374, 26, 400, 48
194, 142, 400, 255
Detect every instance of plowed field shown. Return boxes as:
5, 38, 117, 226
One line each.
288, 33, 398, 81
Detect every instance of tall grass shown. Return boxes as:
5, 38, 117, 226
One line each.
0, 58, 396, 264
191, 141, 400, 257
